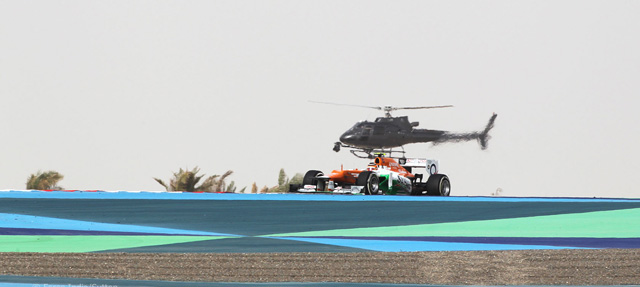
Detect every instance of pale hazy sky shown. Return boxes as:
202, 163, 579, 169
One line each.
1, 1, 639, 198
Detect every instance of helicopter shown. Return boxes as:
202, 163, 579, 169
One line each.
311, 101, 498, 158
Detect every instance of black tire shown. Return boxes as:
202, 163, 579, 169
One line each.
303, 170, 323, 186
426, 174, 451, 196
357, 171, 379, 195
288, 184, 302, 193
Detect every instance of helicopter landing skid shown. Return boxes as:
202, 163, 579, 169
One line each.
334, 142, 406, 159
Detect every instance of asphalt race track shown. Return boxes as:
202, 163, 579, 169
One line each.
1, 190, 640, 286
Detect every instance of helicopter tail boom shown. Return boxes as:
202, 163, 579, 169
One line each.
434, 113, 498, 149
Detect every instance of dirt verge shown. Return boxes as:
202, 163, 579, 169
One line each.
2, 249, 639, 285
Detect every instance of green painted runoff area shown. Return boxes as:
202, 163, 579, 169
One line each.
267, 208, 640, 238
0, 236, 229, 253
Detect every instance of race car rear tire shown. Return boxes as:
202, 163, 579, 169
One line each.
303, 170, 325, 191
288, 184, 302, 193
303, 170, 323, 185
357, 171, 380, 195
426, 174, 451, 196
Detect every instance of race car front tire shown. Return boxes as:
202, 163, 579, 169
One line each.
357, 171, 380, 195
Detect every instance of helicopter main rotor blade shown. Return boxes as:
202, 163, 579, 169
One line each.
392, 105, 454, 111
308, 101, 382, 110
310, 101, 454, 117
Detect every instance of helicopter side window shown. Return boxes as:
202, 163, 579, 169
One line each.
373, 125, 385, 135
361, 126, 373, 136
375, 118, 392, 123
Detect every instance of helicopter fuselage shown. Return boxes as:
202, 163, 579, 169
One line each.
339, 116, 446, 149
315, 101, 497, 157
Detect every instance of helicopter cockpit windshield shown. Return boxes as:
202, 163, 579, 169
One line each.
344, 121, 364, 133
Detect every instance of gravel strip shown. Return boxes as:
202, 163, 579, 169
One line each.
1, 249, 640, 285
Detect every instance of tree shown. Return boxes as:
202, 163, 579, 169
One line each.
246, 169, 303, 194
274, 169, 303, 193
153, 167, 235, 192
213, 170, 233, 192
290, 173, 303, 185
226, 181, 246, 193
278, 168, 287, 186
227, 181, 236, 193
275, 168, 289, 193
26, 171, 64, 190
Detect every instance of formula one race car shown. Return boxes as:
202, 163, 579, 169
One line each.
290, 155, 450, 196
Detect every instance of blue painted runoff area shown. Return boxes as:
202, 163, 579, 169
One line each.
0, 213, 235, 236
1, 190, 638, 202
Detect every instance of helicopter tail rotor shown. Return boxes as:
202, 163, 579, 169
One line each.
478, 113, 498, 150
